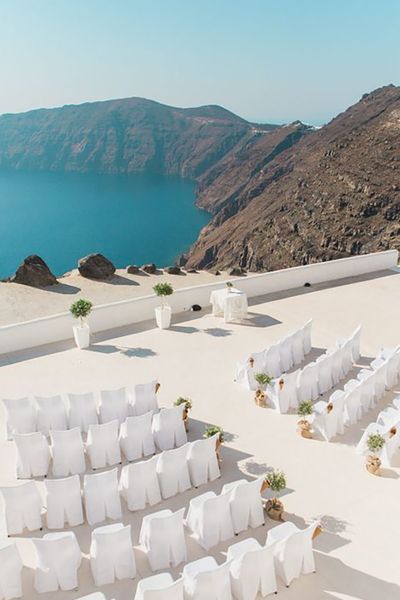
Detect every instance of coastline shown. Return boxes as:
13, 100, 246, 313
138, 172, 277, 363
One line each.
0, 268, 232, 326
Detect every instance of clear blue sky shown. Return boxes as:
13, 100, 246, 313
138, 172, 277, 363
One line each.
0, 0, 399, 124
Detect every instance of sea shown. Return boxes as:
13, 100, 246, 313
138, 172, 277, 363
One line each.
0, 170, 209, 279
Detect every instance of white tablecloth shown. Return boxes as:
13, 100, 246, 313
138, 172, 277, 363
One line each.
210, 287, 248, 322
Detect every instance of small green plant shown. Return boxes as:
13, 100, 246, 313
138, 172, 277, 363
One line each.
70, 299, 93, 326
265, 469, 286, 501
204, 425, 224, 442
153, 282, 173, 305
255, 373, 273, 388
297, 400, 314, 419
366, 433, 385, 455
174, 397, 192, 410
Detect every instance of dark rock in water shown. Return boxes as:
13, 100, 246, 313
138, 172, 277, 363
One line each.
11, 255, 57, 287
229, 267, 246, 276
191, 304, 202, 311
126, 265, 140, 274
141, 263, 157, 274
164, 265, 182, 275
78, 253, 115, 279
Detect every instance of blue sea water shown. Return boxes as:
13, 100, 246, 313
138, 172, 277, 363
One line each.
0, 170, 210, 278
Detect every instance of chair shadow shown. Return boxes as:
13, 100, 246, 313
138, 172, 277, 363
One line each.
203, 327, 233, 337
235, 313, 282, 329
169, 325, 199, 334
88, 344, 156, 358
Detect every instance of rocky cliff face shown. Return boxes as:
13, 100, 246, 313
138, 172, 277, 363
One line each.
0, 97, 254, 178
186, 85, 400, 270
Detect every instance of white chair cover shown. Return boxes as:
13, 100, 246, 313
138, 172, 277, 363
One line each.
329, 390, 345, 434
269, 370, 299, 413
90, 523, 136, 586
340, 339, 354, 375
130, 380, 159, 416
356, 423, 400, 467
1, 397, 36, 439
68, 392, 98, 433
13, 432, 50, 478
377, 406, 400, 428
0, 543, 23, 600
86, 420, 121, 469
152, 405, 187, 451
372, 363, 388, 400
265, 344, 282, 378
292, 330, 305, 364
134, 573, 184, 600
222, 478, 264, 534
297, 362, 319, 402
50, 427, 86, 477
279, 336, 293, 373
83, 468, 122, 526
316, 353, 333, 395
139, 508, 186, 571
301, 319, 313, 354
35, 395, 68, 436
186, 491, 234, 550
227, 537, 277, 599
343, 380, 362, 425
0, 481, 42, 535
156, 443, 191, 499
329, 347, 345, 386
267, 522, 304, 587
99, 387, 128, 425
119, 412, 155, 461
235, 351, 266, 391
312, 401, 337, 442
32, 531, 81, 593
357, 370, 376, 410
350, 325, 361, 362
44, 475, 84, 529
119, 455, 161, 511
386, 351, 400, 388
187, 434, 220, 488
183, 556, 232, 600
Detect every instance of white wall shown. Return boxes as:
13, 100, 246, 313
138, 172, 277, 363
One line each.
0, 250, 398, 356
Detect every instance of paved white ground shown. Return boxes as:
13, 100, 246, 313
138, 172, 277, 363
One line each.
0, 269, 399, 600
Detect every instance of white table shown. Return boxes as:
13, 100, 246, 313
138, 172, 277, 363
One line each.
210, 287, 248, 323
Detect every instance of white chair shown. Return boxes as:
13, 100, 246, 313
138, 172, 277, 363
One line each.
316, 353, 333, 395
13, 432, 50, 478
298, 362, 319, 402
119, 455, 161, 511
157, 443, 191, 499
372, 363, 388, 400
44, 475, 84, 529
83, 468, 122, 526
343, 380, 363, 424
328, 347, 345, 386
134, 573, 184, 600
187, 433, 220, 488
50, 427, 86, 477
130, 380, 159, 415
377, 406, 400, 428
186, 490, 234, 550
292, 329, 305, 364
227, 537, 277, 599
139, 508, 186, 571
99, 387, 128, 425
0, 481, 42, 535
269, 370, 299, 413
86, 420, 121, 469
339, 339, 353, 375
0, 542, 23, 600
68, 392, 98, 433
264, 344, 282, 378
279, 337, 293, 373
350, 325, 361, 362
385, 351, 400, 388
1, 397, 36, 439
329, 390, 345, 434
357, 370, 376, 410
35, 395, 68, 436
268, 520, 319, 585
312, 400, 338, 441
32, 531, 81, 593
222, 478, 264, 534
90, 523, 136, 586
119, 412, 155, 461
236, 351, 267, 391
301, 319, 313, 354
152, 405, 187, 451
183, 556, 232, 599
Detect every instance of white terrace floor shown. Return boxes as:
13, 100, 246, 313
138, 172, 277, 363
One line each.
1, 269, 400, 600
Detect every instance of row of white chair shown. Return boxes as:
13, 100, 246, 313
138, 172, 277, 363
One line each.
13, 405, 187, 479
314, 347, 400, 442
0, 518, 320, 598
236, 320, 313, 389
1, 434, 221, 533
1, 380, 159, 439
269, 326, 361, 414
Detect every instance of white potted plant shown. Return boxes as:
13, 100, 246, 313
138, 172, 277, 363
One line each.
365, 433, 385, 475
153, 282, 173, 329
70, 298, 93, 349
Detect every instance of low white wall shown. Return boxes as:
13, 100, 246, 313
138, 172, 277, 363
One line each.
0, 250, 398, 355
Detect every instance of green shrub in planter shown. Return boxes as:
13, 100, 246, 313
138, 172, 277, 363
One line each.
204, 425, 224, 443
153, 282, 173, 304
174, 397, 193, 410
70, 299, 93, 327
297, 400, 314, 419
255, 373, 274, 388
366, 433, 385, 455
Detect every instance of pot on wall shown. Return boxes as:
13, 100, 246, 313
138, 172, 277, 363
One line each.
155, 305, 172, 329
73, 323, 90, 349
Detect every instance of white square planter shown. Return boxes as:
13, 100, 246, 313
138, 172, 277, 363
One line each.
155, 305, 172, 329
73, 323, 90, 349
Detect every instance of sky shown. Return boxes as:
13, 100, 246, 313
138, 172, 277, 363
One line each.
0, 0, 399, 125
